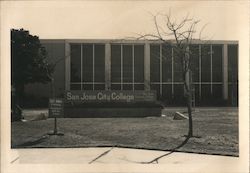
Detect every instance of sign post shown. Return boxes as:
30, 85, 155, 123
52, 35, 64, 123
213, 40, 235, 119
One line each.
48, 98, 64, 136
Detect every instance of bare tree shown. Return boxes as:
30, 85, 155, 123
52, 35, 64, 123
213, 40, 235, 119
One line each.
139, 11, 205, 137
45, 54, 69, 135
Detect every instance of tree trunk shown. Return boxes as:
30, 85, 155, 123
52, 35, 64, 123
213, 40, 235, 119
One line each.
184, 70, 193, 137
187, 92, 193, 137
50, 78, 55, 99
12, 83, 24, 121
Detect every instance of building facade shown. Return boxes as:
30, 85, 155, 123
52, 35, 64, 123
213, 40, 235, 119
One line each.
25, 39, 238, 106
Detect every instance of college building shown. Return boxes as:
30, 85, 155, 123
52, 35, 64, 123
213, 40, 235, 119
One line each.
24, 39, 238, 107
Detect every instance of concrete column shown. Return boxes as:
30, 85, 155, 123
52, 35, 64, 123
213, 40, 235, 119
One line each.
223, 44, 228, 100
105, 43, 111, 90
65, 41, 70, 91
144, 43, 150, 91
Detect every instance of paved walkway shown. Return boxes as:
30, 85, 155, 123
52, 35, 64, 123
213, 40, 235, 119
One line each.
10, 147, 237, 164
6, 147, 247, 173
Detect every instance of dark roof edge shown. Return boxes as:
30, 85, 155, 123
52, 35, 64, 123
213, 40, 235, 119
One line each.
40, 39, 238, 45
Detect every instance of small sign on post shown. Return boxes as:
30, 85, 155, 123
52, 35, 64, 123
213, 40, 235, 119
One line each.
48, 98, 64, 136
49, 98, 64, 118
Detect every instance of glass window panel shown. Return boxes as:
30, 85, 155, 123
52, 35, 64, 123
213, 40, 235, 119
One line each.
212, 84, 222, 98
123, 45, 133, 83
201, 45, 211, 82
174, 84, 184, 97
173, 84, 185, 105
70, 44, 81, 82
228, 84, 232, 102
134, 45, 144, 83
134, 84, 144, 90
212, 45, 222, 82
94, 84, 105, 90
173, 48, 183, 82
111, 84, 121, 90
82, 44, 93, 82
123, 84, 133, 90
70, 84, 81, 90
162, 45, 172, 82
111, 45, 121, 82
228, 84, 238, 106
150, 84, 160, 98
190, 45, 199, 82
201, 84, 212, 101
228, 45, 238, 83
162, 84, 172, 99
150, 45, 160, 82
193, 84, 200, 104
82, 84, 93, 90
94, 44, 105, 82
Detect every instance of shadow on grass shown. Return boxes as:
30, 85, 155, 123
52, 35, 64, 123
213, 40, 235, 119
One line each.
139, 135, 191, 164
12, 135, 49, 148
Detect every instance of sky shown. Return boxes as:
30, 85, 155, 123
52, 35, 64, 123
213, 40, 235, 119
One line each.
1, 1, 249, 40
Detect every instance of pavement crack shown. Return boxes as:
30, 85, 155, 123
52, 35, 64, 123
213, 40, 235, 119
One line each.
11, 157, 19, 164
88, 147, 114, 164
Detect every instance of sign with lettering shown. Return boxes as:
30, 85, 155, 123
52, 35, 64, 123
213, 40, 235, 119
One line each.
49, 98, 64, 118
65, 90, 156, 103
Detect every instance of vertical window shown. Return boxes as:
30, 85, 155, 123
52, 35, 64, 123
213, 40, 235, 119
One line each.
173, 48, 183, 82
228, 45, 238, 83
150, 44, 173, 99
190, 45, 199, 83
162, 44, 172, 82
94, 45, 105, 82
111, 44, 144, 90
150, 44, 160, 97
94, 44, 105, 90
211, 45, 223, 103
123, 45, 133, 90
82, 44, 93, 83
70, 44, 81, 83
228, 44, 238, 106
150, 45, 160, 82
111, 45, 121, 86
173, 84, 185, 105
201, 45, 211, 82
70, 44, 81, 90
201, 84, 211, 104
148, 42, 230, 106
172, 47, 184, 104
200, 45, 212, 104
134, 45, 144, 90
162, 84, 172, 104
162, 44, 173, 103
212, 45, 223, 82
70, 43, 105, 90
200, 44, 223, 105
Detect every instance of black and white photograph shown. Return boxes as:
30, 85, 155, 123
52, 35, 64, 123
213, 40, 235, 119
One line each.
0, 1, 249, 173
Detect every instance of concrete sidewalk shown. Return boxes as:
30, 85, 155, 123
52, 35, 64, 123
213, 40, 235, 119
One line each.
7, 147, 247, 173
11, 147, 237, 164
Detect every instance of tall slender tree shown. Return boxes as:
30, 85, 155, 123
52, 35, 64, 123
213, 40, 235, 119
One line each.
139, 12, 205, 137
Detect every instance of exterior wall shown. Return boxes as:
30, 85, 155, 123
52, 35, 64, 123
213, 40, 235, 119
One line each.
25, 39, 238, 107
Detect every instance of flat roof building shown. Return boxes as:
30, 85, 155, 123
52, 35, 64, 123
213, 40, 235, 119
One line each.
24, 39, 238, 107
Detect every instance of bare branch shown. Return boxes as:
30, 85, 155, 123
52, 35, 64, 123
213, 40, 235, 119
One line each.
199, 23, 209, 40
153, 15, 164, 39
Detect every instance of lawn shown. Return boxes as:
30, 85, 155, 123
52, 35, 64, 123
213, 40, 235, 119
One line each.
11, 108, 238, 156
